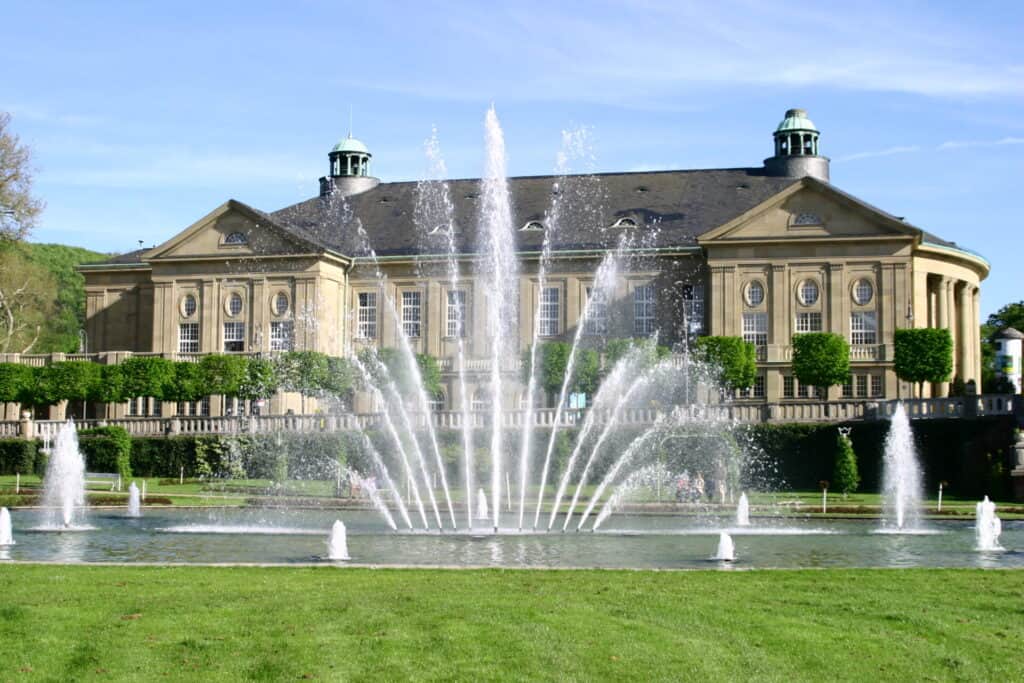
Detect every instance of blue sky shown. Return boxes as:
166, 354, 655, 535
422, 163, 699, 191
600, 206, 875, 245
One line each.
2, 0, 1021, 316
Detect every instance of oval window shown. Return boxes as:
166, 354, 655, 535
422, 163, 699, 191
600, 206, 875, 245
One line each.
273, 292, 289, 316
745, 281, 764, 307
228, 293, 244, 317
798, 280, 819, 305
853, 279, 873, 305
182, 294, 197, 318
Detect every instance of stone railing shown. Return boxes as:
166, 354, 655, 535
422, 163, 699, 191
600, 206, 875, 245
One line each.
774, 344, 888, 362
3, 395, 1018, 439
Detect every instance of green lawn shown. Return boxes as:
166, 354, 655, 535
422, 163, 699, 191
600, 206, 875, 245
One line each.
0, 566, 1021, 681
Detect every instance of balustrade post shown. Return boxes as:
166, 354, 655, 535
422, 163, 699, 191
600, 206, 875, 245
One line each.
19, 410, 34, 440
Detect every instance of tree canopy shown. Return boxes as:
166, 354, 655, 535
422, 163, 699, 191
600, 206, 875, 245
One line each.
893, 328, 953, 395
791, 332, 850, 390
694, 336, 757, 390
0, 112, 44, 242
521, 341, 601, 397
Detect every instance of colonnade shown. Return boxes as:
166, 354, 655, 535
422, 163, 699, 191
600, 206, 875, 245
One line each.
926, 275, 981, 395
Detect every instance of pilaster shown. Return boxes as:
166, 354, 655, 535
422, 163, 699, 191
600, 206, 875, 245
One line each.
827, 263, 845, 335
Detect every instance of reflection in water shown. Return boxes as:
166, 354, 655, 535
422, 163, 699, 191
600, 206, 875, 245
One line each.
2, 508, 1020, 570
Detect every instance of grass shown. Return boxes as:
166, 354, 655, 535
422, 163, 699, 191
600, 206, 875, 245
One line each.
0, 566, 1021, 681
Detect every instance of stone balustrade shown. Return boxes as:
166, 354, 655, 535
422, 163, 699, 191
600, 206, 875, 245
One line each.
3, 395, 1017, 439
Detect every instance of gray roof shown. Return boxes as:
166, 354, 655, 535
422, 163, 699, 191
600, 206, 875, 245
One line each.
997, 327, 1024, 340
270, 168, 799, 257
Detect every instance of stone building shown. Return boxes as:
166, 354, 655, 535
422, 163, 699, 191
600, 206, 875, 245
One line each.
78, 109, 989, 417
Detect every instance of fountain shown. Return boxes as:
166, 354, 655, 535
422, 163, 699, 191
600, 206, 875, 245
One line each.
127, 482, 141, 518
0, 507, 13, 546
713, 532, 736, 561
736, 493, 750, 527
881, 404, 923, 531
327, 520, 350, 560
476, 488, 489, 522
41, 421, 87, 529
975, 496, 1003, 551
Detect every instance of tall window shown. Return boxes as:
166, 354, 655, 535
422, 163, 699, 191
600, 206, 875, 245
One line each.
269, 320, 294, 351
742, 312, 768, 349
682, 283, 705, 336
783, 375, 795, 398
223, 322, 245, 352
633, 284, 655, 336
357, 292, 377, 339
795, 312, 822, 333
584, 286, 608, 335
178, 323, 199, 353
402, 290, 422, 338
850, 311, 877, 345
871, 375, 883, 398
856, 374, 868, 398
447, 290, 467, 338
539, 287, 560, 336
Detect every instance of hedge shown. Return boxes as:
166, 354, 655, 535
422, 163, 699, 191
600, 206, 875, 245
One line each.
78, 426, 132, 481
0, 439, 41, 475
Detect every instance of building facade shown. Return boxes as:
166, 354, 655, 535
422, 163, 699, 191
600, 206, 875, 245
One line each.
76, 109, 989, 417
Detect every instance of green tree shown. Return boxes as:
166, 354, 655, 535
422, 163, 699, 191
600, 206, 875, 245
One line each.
120, 356, 175, 400
89, 364, 126, 405
893, 328, 953, 397
23, 243, 108, 352
0, 362, 31, 402
165, 361, 206, 403
980, 301, 1024, 392
791, 332, 850, 392
323, 356, 355, 397
522, 342, 601, 398
238, 357, 279, 401
694, 336, 757, 390
276, 351, 331, 396
371, 348, 442, 398
0, 112, 44, 242
0, 246, 57, 353
199, 354, 249, 397
604, 338, 671, 369
833, 432, 860, 496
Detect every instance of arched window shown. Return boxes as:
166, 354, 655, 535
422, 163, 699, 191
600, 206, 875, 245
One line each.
611, 217, 638, 228
224, 232, 247, 245
471, 389, 490, 412
520, 221, 545, 231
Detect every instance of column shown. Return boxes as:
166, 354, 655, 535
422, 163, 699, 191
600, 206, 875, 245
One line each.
972, 286, 982, 386
769, 264, 787, 362
935, 277, 951, 397
957, 282, 971, 383
827, 263, 845, 336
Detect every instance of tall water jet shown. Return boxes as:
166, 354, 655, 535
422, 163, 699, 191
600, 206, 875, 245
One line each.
41, 421, 86, 528
0, 507, 13, 546
417, 129, 476, 529
479, 106, 518, 531
476, 488, 489, 522
736, 493, 750, 527
975, 496, 1003, 551
881, 404, 923, 530
714, 532, 736, 561
327, 520, 350, 560
127, 482, 141, 518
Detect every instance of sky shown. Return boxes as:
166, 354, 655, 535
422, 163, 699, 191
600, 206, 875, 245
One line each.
2, 0, 1021, 317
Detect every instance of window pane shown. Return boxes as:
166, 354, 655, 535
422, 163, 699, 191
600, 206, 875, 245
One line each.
584, 286, 608, 335
447, 290, 467, 338
357, 292, 377, 339
402, 290, 422, 338
178, 323, 199, 353
540, 287, 560, 336
850, 311, 877, 345
270, 320, 294, 351
223, 322, 245, 352
633, 284, 655, 336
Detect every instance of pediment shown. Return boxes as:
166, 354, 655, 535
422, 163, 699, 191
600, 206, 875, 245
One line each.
144, 200, 320, 261
698, 179, 919, 244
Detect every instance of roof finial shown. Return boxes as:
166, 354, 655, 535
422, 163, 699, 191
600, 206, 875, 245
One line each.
348, 105, 353, 139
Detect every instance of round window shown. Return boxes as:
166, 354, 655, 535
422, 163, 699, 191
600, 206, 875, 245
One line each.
228, 293, 243, 317
273, 292, 289, 316
181, 294, 197, 318
745, 281, 764, 307
798, 280, 819, 305
853, 279, 873, 305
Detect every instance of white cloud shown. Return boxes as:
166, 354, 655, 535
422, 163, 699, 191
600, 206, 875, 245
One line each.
938, 137, 1024, 150
834, 146, 921, 163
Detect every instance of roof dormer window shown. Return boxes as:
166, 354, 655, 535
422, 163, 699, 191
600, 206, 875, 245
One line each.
224, 232, 248, 245
611, 217, 638, 228
791, 212, 823, 227
521, 221, 545, 232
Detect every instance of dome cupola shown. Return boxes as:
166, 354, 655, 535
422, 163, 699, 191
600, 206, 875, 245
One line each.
764, 108, 830, 182
319, 132, 379, 197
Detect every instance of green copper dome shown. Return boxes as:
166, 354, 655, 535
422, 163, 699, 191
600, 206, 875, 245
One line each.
331, 135, 370, 155
775, 108, 818, 133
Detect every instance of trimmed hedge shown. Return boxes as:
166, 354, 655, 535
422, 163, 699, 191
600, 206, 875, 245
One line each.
740, 416, 1017, 499
78, 426, 133, 481
0, 439, 41, 475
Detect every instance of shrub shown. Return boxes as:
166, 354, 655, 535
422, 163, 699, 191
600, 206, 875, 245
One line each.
199, 354, 249, 397
121, 356, 175, 400
0, 439, 39, 475
90, 364, 125, 404
791, 332, 850, 391
833, 432, 860, 495
78, 426, 132, 481
521, 342, 600, 397
165, 361, 205, 403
